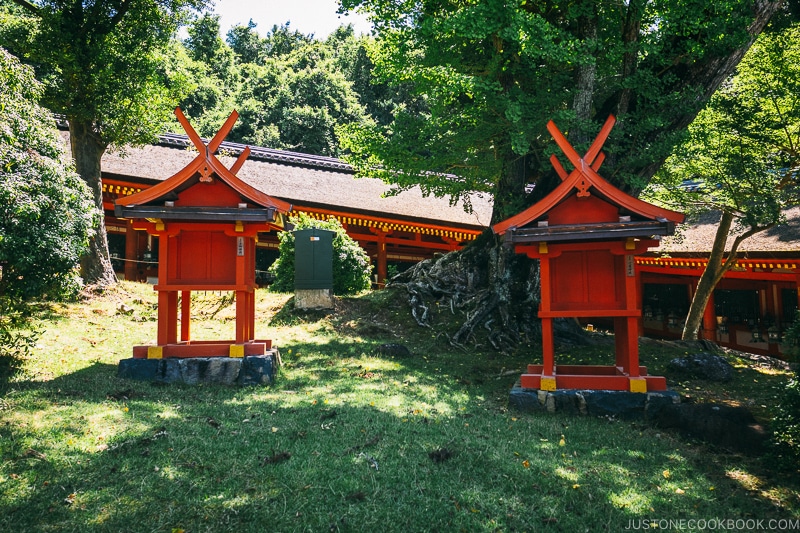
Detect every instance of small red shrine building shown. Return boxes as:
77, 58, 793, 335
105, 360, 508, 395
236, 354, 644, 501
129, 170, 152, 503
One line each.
115, 109, 291, 359
493, 116, 685, 393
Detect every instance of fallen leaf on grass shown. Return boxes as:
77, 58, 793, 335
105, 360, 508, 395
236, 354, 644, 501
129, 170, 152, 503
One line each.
263, 451, 291, 465
63, 493, 76, 506
82, 337, 106, 347
24, 448, 46, 460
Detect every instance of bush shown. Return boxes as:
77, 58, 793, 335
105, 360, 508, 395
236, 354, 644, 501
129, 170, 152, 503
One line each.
0, 47, 94, 382
0, 299, 39, 384
268, 213, 372, 295
773, 312, 800, 466
0, 47, 94, 302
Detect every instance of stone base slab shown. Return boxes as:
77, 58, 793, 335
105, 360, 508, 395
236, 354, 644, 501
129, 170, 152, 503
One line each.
509, 380, 680, 420
117, 351, 278, 386
295, 288, 334, 310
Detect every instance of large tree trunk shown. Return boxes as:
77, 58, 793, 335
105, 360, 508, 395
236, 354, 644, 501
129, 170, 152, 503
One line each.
69, 119, 117, 288
682, 211, 773, 340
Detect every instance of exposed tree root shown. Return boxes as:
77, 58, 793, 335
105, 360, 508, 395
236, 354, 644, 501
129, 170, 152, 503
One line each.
390, 235, 542, 352
390, 233, 591, 353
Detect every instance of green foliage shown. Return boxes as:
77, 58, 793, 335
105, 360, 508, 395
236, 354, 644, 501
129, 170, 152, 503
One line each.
785, 312, 800, 362
0, 47, 94, 302
0, 47, 92, 381
177, 18, 389, 157
230, 38, 373, 156
773, 312, 800, 466
647, 22, 800, 228
226, 19, 262, 64
0, 0, 207, 149
340, 0, 781, 219
643, 23, 800, 340
0, 0, 210, 284
772, 311, 800, 467
0, 298, 39, 384
269, 214, 371, 295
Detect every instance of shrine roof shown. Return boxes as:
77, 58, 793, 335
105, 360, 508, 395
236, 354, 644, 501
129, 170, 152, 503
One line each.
82, 132, 492, 230
655, 206, 800, 255
493, 116, 684, 238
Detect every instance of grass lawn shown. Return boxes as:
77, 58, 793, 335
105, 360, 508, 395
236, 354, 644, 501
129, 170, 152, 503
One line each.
1, 281, 798, 532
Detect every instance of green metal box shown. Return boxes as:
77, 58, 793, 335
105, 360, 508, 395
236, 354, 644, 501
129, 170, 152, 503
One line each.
294, 228, 334, 290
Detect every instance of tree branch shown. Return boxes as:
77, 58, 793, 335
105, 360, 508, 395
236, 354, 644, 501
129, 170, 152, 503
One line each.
8, 0, 39, 15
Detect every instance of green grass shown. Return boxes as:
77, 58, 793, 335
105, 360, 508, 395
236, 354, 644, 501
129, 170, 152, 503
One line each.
1, 281, 798, 532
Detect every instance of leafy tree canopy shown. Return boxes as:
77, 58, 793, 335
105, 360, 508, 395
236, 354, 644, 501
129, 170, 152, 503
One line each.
0, 0, 207, 149
644, 21, 800, 340
0, 0, 209, 286
648, 21, 800, 226
339, 0, 783, 222
180, 17, 375, 157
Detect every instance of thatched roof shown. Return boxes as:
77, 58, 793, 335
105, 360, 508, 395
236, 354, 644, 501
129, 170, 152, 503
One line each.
90, 133, 493, 230
659, 206, 800, 255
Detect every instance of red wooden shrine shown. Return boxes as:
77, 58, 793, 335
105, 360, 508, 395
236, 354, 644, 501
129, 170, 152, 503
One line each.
493, 116, 685, 392
115, 108, 291, 359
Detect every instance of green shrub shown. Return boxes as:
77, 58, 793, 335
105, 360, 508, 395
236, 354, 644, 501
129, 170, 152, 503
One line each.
268, 213, 372, 295
0, 47, 94, 382
0, 299, 39, 384
773, 312, 800, 466
0, 47, 94, 302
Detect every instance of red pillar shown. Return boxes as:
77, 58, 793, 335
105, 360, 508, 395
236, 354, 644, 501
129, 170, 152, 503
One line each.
180, 291, 191, 342
124, 220, 138, 281
701, 290, 717, 341
156, 231, 177, 345
376, 230, 388, 286
158, 291, 178, 345
538, 252, 555, 383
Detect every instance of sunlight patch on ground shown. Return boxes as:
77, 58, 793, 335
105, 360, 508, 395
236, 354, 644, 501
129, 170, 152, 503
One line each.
609, 488, 652, 513
726, 468, 762, 491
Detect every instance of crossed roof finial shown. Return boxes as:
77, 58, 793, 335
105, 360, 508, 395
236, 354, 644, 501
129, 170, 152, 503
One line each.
547, 114, 616, 197
174, 107, 252, 179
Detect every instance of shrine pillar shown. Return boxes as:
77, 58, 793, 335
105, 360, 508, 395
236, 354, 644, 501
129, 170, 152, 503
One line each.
124, 220, 138, 281
701, 291, 717, 341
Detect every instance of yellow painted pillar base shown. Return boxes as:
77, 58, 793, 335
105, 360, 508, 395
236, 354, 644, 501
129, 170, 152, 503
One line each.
229, 344, 245, 358
540, 376, 557, 391
147, 346, 163, 359
629, 378, 647, 393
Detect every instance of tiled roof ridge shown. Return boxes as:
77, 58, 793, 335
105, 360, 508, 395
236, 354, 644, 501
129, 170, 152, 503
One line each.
158, 133, 355, 173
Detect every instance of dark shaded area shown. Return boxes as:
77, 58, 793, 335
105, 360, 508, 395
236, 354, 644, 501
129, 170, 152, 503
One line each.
651, 402, 769, 455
